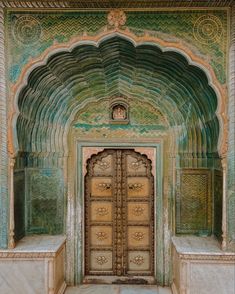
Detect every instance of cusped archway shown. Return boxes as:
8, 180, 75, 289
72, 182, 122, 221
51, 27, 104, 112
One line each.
16, 36, 219, 160
13, 35, 223, 285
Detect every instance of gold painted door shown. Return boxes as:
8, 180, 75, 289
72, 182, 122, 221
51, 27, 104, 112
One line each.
85, 149, 154, 278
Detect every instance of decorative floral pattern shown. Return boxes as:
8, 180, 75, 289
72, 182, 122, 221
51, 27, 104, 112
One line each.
96, 182, 112, 191
193, 15, 223, 45
128, 183, 143, 191
107, 9, 127, 28
130, 255, 144, 266
129, 159, 144, 170
13, 16, 42, 45
96, 160, 110, 171
132, 232, 144, 241
96, 255, 108, 265
96, 231, 108, 241
96, 207, 109, 216
132, 206, 145, 216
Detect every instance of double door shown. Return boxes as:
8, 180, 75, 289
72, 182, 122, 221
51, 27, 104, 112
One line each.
85, 149, 154, 278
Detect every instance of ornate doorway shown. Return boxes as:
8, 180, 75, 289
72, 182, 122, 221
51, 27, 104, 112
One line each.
85, 149, 154, 282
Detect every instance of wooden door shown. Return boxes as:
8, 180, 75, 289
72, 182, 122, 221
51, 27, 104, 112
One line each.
85, 149, 154, 278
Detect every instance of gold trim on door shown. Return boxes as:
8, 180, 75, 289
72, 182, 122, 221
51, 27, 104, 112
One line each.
85, 149, 154, 278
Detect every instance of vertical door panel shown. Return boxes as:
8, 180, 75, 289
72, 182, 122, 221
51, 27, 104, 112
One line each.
85, 150, 115, 275
123, 150, 154, 276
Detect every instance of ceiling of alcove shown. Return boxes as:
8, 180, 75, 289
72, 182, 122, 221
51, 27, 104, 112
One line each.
17, 36, 219, 157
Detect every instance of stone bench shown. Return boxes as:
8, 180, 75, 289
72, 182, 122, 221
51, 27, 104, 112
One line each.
0, 235, 66, 294
172, 236, 235, 294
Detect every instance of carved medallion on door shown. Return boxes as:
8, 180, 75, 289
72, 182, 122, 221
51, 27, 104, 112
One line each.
85, 149, 154, 278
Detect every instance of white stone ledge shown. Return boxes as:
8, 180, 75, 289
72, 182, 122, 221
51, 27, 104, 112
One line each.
172, 236, 235, 294
0, 235, 66, 294
0, 235, 66, 258
172, 236, 235, 259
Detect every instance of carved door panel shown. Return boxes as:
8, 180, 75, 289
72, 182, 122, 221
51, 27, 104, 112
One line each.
124, 152, 154, 275
85, 149, 154, 278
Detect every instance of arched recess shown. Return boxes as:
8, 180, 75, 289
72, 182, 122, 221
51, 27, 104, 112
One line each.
10, 31, 226, 157
14, 35, 220, 159
12, 34, 223, 284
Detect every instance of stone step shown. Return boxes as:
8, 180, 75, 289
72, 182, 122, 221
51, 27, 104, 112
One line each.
65, 285, 172, 294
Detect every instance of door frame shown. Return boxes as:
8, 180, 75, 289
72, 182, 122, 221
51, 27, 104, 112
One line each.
84, 149, 155, 280
72, 139, 164, 284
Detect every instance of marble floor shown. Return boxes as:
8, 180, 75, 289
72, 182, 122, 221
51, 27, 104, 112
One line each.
65, 285, 172, 294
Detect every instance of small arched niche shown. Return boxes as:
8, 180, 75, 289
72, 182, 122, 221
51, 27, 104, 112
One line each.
110, 97, 129, 124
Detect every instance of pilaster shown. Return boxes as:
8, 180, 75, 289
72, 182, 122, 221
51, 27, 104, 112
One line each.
0, 3, 9, 249
227, 4, 235, 251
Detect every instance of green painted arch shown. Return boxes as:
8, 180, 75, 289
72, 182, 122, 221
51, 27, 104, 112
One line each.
16, 36, 219, 162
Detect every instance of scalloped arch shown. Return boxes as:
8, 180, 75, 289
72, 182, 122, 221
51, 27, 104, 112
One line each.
10, 30, 226, 159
